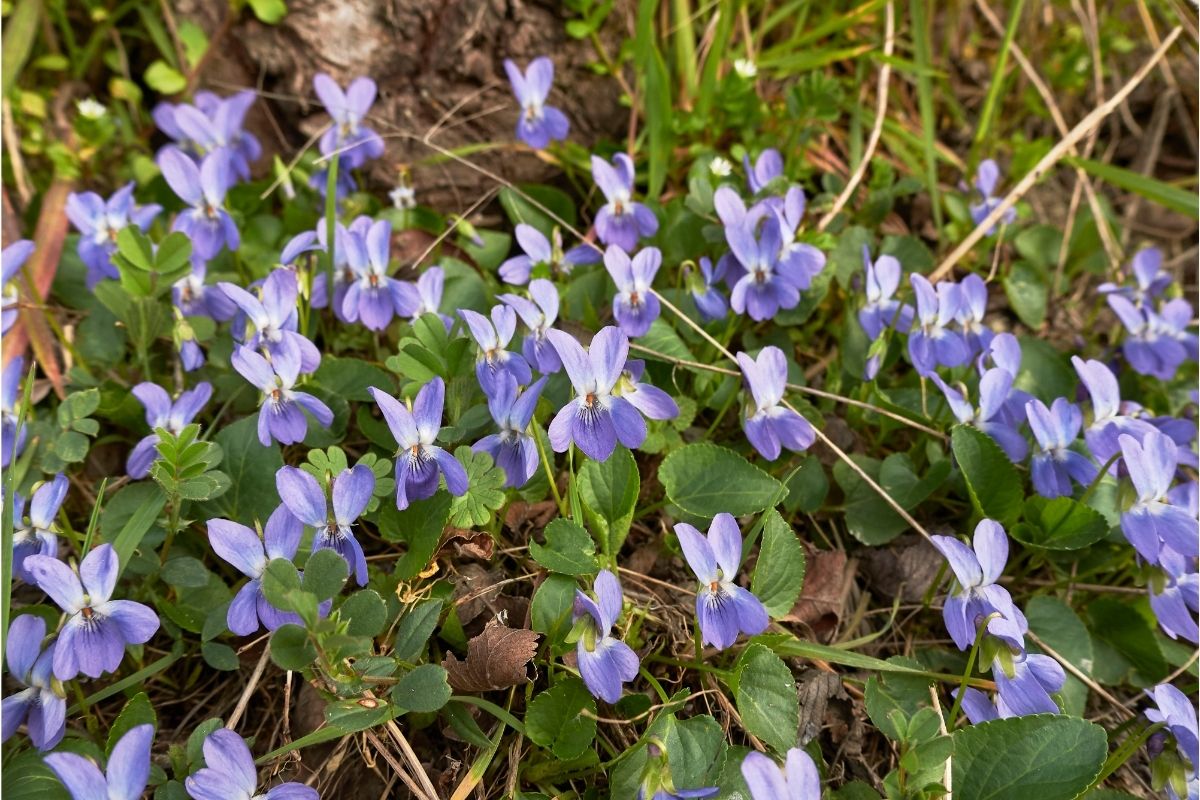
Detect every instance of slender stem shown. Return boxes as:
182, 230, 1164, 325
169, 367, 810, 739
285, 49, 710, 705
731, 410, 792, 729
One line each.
324, 153, 340, 299
946, 622, 989, 728
639, 666, 671, 704
533, 420, 566, 517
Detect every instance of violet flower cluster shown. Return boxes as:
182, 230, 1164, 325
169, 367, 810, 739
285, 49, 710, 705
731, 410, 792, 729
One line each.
2, 239, 34, 332
505, 57, 569, 150
1102, 248, 1198, 380
932, 520, 1067, 722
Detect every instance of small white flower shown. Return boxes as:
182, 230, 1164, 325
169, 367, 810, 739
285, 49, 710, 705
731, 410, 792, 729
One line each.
709, 156, 733, 177
733, 58, 758, 79
77, 98, 107, 119
389, 184, 416, 210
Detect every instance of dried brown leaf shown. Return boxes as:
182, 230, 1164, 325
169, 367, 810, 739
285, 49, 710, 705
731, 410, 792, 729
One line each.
442, 620, 539, 693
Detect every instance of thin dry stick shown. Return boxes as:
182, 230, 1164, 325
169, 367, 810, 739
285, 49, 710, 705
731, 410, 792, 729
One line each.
363, 729, 434, 800
384, 718, 441, 800
1025, 630, 1136, 720
817, 0, 895, 231
973, 0, 1123, 268
929, 27, 1183, 282
226, 646, 271, 730
929, 685, 952, 799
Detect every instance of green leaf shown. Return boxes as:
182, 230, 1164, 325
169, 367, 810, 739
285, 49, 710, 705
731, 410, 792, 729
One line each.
313, 356, 394, 403
448, 446, 505, 528
498, 185, 577, 239
340, 590, 387, 637
1012, 497, 1109, 550
260, 558, 303, 611
247, 0, 288, 24
106, 692, 157, 758
864, 657, 934, 741
531, 574, 577, 643
154, 232, 193, 278
393, 664, 452, 713
833, 453, 948, 545
373, 491, 451, 579
782, 456, 828, 514
529, 518, 599, 575
1086, 598, 1168, 683
660, 443, 784, 519
269, 624, 316, 671
206, 417, 284, 527
394, 598, 443, 661
634, 0, 672, 198
1025, 596, 1093, 716
951, 425, 1022, 525
750, 510, 806, 618
101, 482, 166, 580
302, 548, 348, 600
0, 749, 70, 800
201, 642, 240, 671
525, 678, 598, 760
1004, 262, 1047, 328
735, 643, 799, 754
578, 445, 639, 557
952, 715, 1108, 800
144, 60, 187, 94
161, 556, 211, 588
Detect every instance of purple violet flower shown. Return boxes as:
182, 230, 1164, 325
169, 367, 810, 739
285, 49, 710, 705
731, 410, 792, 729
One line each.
341, 219, 419, 331
65, 184, 160, 287
1145, 683, 1200, 800
592, 154, 658, 252
499, 224, 598, 285
990, 634, 1065, 717
545, 326, 646, 461
277, 465, 374, 586
472, 375, 547, 488
1026, 397, 1098, 498
208, 505, 319, 635
2, 239, 34, 332
2, 355, 27, 468
688, 256, 728, 322
45, 723, 153, 800
931, 520, 1025, 650
505, 57, 569, 150
1151, 548, 1199, 644
220, 270, 321, 374
1071, 356, 1157, 465
369, 378, 469, 510
231, 345, 332, 447
858, 247, 914, 342
499, 278, 564, 374
1108, 294, 1193, 380
726, 215, 811, 321
741, 748, 820, 800
931, 368, 1028, 462
908, 274, 969, 375
571, 569, 639, 703
186, 727, 319, 800
676, 513, 768, 650
12, 474, 67, 583
173, 261, 237, 322
167, 90, 261, 181
459, 305, 533, 391
313, 74, 385, 169
1099, 247, 1173, 306
606, 245, 662, 338
410, 266, 448, 323
957, 274, 993, 354
159, 148, 240, 261
736, 346, 815, 461
25, 544, 159, 681
1, 614, 66, 750
1118, 430, 1197, 564
744, 149, 784, 194
637, 742, 719, 800
615, 359, 680, 422
969, 159, 1016, 232
127, 382, 213, 479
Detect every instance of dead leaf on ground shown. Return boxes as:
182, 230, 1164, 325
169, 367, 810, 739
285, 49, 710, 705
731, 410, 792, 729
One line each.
859, 535, 941, 603
443, 620, 540, 692
796, 669, 846, 745
453, 564, 506, 626
503, 500, 558, 533
784, 546, 852, 636
438, 528, 495, 562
